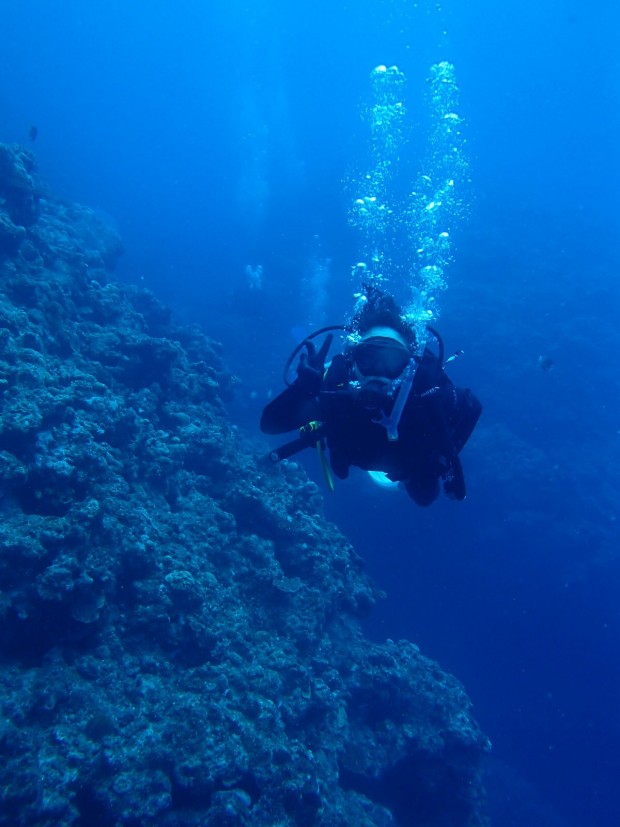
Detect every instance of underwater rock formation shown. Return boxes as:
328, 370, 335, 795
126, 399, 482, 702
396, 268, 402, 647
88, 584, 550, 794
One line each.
0, 143, 490, 826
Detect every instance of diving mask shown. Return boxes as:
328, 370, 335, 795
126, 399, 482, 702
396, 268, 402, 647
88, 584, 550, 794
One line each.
352, 326, 411, 381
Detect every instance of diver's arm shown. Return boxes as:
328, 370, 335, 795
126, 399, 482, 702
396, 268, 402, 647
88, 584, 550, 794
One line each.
401, 371, 473, 501
261, 336, 332, 434
260, 384, 321, 434
436, 381, 481, 500
445, 385, 482, 453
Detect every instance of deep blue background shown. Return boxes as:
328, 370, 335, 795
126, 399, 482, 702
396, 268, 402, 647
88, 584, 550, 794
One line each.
2, 1, 619, 825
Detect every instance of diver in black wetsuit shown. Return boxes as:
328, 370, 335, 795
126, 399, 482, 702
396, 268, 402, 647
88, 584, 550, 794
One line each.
261, 288, 481, 506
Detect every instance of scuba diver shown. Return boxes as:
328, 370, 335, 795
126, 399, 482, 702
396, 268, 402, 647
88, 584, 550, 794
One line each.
260, 286, 481, 506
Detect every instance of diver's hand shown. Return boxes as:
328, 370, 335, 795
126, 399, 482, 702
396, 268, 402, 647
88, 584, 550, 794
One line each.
296, 335, 333, 394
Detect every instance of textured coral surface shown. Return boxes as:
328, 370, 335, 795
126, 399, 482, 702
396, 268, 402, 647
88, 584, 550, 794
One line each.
0, 144, 490, 826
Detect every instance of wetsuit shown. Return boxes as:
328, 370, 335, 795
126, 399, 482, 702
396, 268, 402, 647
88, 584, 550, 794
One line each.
261, 348, 481, 506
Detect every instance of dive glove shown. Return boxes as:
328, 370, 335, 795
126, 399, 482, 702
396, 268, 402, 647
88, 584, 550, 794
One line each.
296, 334, 333, 394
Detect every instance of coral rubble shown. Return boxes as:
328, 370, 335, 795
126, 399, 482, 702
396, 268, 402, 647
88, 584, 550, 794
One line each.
0, 143, 490, 826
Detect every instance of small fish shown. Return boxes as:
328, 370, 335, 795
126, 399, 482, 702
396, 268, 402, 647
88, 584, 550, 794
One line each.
28, 125, 38, 142
538, 354, 554, 372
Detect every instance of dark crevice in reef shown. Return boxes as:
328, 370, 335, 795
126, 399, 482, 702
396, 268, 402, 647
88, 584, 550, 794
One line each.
341, 753, 476, 827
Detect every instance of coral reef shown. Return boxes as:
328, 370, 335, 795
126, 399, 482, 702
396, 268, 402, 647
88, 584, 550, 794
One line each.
0, 143, 490, 826
0, 144, 41, 228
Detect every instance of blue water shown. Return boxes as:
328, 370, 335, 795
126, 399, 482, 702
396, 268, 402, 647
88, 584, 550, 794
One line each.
2, 1, 619, 825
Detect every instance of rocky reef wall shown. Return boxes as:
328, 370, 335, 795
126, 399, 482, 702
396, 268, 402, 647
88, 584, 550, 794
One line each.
0, 144, 490, 827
